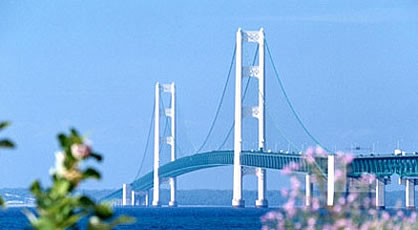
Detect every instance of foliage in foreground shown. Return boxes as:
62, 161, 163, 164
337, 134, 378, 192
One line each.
0, 121, 15, 207
24, 128, 134, 230
262, 147, 418, 230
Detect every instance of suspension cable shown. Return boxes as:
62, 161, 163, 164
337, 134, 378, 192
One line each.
133, 101, 155, 180
265, 39, 330, 152
196, 45, 236, 153
217, 45, 259, 150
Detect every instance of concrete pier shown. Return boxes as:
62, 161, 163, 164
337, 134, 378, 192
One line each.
305, 174, 313, 206
376, 178, 385, 209
406, 179, 415, 209
122, 184, 132, 206
327, 154, 335, 206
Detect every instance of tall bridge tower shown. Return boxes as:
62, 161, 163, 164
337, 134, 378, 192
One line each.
233, 28, 268, 208
152, 82, 177, 207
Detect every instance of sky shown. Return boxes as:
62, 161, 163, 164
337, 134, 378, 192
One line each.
0, 0, 417, 191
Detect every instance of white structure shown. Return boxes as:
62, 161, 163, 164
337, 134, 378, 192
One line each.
131, 190, 136, 206
395, 149, 416, 209
122, 183, 132, 206
233, 28, 267, 208
376, 178, 386, 209
305, 174, 313, 206
153, 82, 177, 207
405, 179, 415, 209
327, 154, 335, 206
145, 190, 149, 207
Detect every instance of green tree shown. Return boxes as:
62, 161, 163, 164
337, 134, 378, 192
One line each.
25, 128, 134, 230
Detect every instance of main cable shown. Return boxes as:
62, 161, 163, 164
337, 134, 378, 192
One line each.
217, 45, 259, 150
265, 39, 330, 152
196, 45, 236, 153
133, 101, 155, 181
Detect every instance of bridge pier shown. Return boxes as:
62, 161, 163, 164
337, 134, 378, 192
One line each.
152, 82, 161, 207
145, 190, 149, 207
305, 174, 313, 206
375, 178, 387, 209
122, 183, 132, 206
131, 190, 136, 206
327, 154, 335, 206
233, 28, 266, 208
153, 82, 177, 207
394, 149, 416, 209
405, 179, 415, 209
169, 177, 178, 207
256, 168, 268, 208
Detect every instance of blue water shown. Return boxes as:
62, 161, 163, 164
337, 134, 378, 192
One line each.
0, 207, 270, 229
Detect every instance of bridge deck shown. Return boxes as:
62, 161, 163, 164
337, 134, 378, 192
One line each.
102, 151, 418, 201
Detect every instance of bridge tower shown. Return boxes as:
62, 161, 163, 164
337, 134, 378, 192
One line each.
152, 82, 177, 207
233, 28, 268, 208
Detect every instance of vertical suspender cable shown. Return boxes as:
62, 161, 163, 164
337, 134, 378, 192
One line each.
196, 45, 236, 153
265, 40, 330, 153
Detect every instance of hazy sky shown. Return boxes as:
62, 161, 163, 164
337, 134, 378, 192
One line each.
1, 1, 417, 191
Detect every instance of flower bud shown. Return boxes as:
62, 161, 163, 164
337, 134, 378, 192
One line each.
71, 144, 91, 160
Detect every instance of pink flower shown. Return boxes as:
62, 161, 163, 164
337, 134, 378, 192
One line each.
342, 153, 354, 164
280, 189, 289, 197
312, 198, 320, 211
338, 197, 346, 205
333, 204, 342, 213
305, 148, 315, 163
307, 217, 316, 226
290, 176, 301, 190
382, 211, 390, 221
283, 200, 296, 217
288, 162, 299, 170
281, 166, 292, 175
71, 144, 91, 160
347, 193, 357, 203
361, 174, 376, 184
315, 146, 326, 156
334, 169, 343, 182
397, 210, 404, 218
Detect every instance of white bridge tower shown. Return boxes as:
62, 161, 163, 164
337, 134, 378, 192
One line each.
153, 82, 177, 207
233, 28, 268, 208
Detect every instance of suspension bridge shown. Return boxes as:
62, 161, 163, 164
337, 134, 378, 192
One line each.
102, 28, 418, 209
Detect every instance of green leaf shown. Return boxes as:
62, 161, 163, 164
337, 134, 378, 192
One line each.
89, 153, 103, 162
70, 128, 79, 137
60, 213, 83, 229
83, 168, 101, 180
57, 134, 67, 148
78, 195, 95, 207
30, 180, 42, 196
0, 196, 4, 208
94, 204, 113, 219
0, 121, 10, 131
0, 139, 14, 148
51, 179, 71, 197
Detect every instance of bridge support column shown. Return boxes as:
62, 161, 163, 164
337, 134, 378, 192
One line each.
122, 184, 132, 206
168, 83, 177, 207
145, 190, 149, 207
131, 190, 136, 206
405, 179, 415, 209
152, 82, 161, 207
376, 178, 385, 209
255, 28, 268, 209
327, 154, 335, 206
233, 28, 266, 208
256, 168, 268, 208
169, 177, 178, 207
305, 174, 313, 206
232, 28, 244, 208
